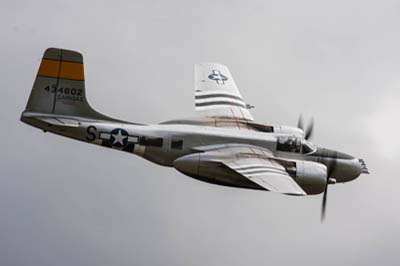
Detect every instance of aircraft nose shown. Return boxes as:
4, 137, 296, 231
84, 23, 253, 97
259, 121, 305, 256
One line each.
315, 147, 369, 182
314, 147, 355, 160
333, 158, 369, 182
358, 158, 369, 174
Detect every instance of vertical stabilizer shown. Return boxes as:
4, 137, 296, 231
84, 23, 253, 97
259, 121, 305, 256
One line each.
23, 48, 112, 120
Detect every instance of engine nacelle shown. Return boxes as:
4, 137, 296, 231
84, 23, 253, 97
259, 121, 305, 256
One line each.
174, 153, 329, 194
294, 161, 327, 194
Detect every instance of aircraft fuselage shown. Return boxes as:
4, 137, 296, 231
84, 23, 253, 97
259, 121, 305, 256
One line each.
22, 113, 364, 189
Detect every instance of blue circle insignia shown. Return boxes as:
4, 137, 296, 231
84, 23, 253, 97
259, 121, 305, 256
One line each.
208, 70, 228, 84
110, 128, 129, 147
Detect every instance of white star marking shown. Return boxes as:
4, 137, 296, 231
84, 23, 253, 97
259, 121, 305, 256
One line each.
112, 130, 126, 145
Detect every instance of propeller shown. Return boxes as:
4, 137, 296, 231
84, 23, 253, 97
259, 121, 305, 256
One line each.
297, 114, 314, 140
297, 114, 336, 222
321, 153, 337, 222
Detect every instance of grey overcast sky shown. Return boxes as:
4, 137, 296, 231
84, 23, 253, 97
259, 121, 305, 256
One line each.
1, 0, 400, 265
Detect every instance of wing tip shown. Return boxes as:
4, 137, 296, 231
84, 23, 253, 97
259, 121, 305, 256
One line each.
195, 62, 228, 68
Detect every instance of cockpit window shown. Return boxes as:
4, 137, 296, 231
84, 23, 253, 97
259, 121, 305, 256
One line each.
277, 136, 301, 153
277, 137, 316, 154
301, 141, 316, 154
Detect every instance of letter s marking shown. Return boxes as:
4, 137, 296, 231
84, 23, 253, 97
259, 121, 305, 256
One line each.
86, 126, 97, 141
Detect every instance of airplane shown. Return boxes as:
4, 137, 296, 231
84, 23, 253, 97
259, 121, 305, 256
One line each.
21, 48, 369, 221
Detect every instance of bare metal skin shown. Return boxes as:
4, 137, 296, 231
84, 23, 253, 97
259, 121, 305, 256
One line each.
21, 48, 369, 219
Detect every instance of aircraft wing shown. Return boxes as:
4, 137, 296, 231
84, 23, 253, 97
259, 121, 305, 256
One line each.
224, 157, 306, 196
195, 144, 306, 195
194, 63, 254, 121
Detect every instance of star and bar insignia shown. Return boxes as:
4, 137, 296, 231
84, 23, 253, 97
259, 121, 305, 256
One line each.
99, 128, 138, 152
208, 70, 228, 84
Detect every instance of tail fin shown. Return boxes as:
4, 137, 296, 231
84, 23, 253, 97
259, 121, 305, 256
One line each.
23, 48, 110, 120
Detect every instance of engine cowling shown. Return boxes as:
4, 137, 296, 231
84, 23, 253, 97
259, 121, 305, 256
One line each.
294, 161, 327, 194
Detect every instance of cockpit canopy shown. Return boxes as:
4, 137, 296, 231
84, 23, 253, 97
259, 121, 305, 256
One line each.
277, 136, 316, 154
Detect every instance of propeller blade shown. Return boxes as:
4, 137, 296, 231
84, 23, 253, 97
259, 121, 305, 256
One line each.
304, 118, 314, 140
297, 114, 314, 140
321, 183, 328, 221
321, 152, 337, 222
297, 114, 304, 130
321, 183, 328, 222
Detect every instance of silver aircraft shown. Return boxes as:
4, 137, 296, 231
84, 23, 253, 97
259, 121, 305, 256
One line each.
21, 48, 369, 220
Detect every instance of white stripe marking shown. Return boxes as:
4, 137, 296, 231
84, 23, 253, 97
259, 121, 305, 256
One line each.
195, 90, 240, 97
128, 136, 138, 143
195, 97, 245, 105
100, 133, 110, 139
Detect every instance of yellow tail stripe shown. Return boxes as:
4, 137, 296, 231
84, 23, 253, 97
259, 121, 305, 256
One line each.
37, 59, 60, 78
60, 61, 84, 80
37, 59, 84, 81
